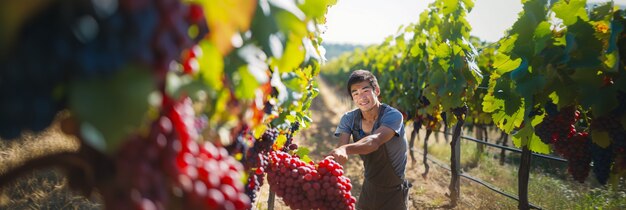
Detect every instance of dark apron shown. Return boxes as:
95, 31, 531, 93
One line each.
351, 104, 411, 210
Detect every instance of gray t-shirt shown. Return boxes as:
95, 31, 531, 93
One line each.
334, 104, 408, 178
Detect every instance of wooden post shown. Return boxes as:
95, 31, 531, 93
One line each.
518, 146, 531, 210
268, 188, 275, 210
409, 121, 420, 164
476, 125, 484, 154
499, 132, 508, 165
482, 126, 488, 151
422, 129, 433, 178
449, 117, 464, 207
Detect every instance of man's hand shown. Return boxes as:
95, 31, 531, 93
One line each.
327, 147, 348, 165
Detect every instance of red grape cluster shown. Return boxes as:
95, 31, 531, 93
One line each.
535, 106, 580, 144
242, 127, 278, 202
266, 151, 356, 210
245, 153, 268, 203
101, 98, 250, 210
553, 132, 592, 183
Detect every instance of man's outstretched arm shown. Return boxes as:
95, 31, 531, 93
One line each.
329, 126, 396, 165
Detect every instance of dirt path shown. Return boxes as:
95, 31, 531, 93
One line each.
253, 78, 485, 209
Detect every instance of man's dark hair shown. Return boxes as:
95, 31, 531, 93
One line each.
347, 70, 379, 98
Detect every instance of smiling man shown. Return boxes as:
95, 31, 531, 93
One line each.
329, 69, 410, 210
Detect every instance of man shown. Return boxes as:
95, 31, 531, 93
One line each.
329, 69, 410, 210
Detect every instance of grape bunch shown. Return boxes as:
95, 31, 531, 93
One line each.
260, 128, 279, 152
535, 106, 580, 144
266, 151, 356, 210
243, 128, 278, 202
245, 153, 268, 203
282, 122, 302, 151
245, 128, 278, 167
0, 0, 208, 140
100, 98, 250, 210
590, 143, 613, 185
553, 132, 592, 183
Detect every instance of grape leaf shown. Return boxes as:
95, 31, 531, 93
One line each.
69, 66, 155, 153
483, 75, 524, 133
591, 129, 611, 148
198, 41, 225, 90
512, 114, 549, 154
279, 34, 306, 73
509, 0, 548, 58
295, 147, 311, 163
552, 0, 588, 26
234, 65, 261, 99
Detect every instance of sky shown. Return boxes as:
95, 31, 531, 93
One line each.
321, 0, 625, 45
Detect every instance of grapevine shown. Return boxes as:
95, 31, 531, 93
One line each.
320, 0, 626, 189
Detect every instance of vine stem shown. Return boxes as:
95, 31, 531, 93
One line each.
449, 105, 466, 207
518, 145, 532, 210
422, 129, 432, 178
409, 120, 421, 165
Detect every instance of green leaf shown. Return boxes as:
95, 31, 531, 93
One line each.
515, 71, 546, 99
442, 0, 459, 16
462, 0, 475, 12
568, 20, 603, 68
579, 86, 617, 117
282, 72, 302, 91
298, 0, 333, 21
589, 2, 614, 21
295, 147, 311, 163
275, 134, 287, 151
276, 10, 307, 38
604, 51, 618, 72
512, 115, 550, 154
435, 43, 451, 71
279, 34, 306, 73
69, 66, 155, 153
483, 75, 525, 133
497, 35, 518, 54
198, 41, 224, 89
533, 21, 552, 55
552, 0, 588, 26
250, 5, 281, 57
491, 106, 525, 134
510, 59, 529, 81
551, 80, 577, 108
591, 130, 611, 148
510, 0, 548, 58
493, 54, 521, 74
234, 66, 260, 99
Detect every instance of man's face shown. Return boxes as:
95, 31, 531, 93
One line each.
350, 81, 380, 112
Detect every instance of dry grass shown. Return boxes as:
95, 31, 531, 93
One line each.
0, 121, 101, 209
